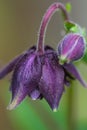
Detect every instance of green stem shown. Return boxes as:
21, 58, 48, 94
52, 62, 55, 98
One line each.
67, 83, 77, 130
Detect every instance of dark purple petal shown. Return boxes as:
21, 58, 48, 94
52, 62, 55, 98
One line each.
28, 46, 55, 101
30, 90, 40, 100
44, 45, 54, 53
63, 63, 87, 88
0, 46, 36, 80
64, 68, 75, 87
7, 52, 42, 110
29, 89, 43, 100
39, 54, 64, 111
64, 79, 70, 87
58, 33, 86, 64
0, 55, 22, 79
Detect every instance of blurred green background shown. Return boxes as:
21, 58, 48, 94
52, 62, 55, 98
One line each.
0, 0, 87, 130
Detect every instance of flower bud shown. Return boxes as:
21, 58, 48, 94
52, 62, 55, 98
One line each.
58, 33, 86, 64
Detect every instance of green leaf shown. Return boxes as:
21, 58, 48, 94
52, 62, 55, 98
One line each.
65, 3, 72, 13
64, 21, 87, 39
82, 28, 86, 37
64, 21, 76, 32
82, 48, 87, 63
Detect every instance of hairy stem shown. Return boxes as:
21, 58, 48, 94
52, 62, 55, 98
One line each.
37, 2, 70, 54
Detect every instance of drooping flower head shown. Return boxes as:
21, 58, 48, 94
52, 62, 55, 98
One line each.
0, 2, 87, 111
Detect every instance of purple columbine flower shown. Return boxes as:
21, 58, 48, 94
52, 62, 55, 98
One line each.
58, 33, 86, 64
0, 2, 87, 111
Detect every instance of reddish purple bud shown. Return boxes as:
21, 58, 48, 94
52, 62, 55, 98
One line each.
58, 33, 86, 64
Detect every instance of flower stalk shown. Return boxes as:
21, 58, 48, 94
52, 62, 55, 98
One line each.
37, 2, 69, 54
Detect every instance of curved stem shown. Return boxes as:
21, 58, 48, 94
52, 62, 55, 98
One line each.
37, 2, 70, 54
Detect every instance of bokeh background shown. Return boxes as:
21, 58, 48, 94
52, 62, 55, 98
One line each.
0, 0, 87, 130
